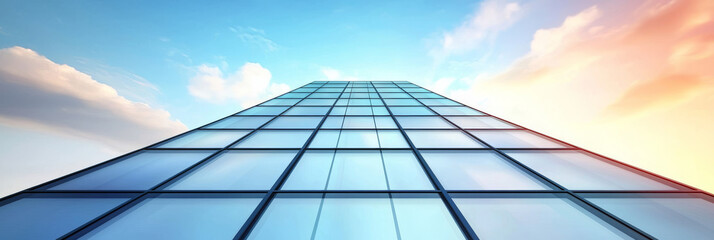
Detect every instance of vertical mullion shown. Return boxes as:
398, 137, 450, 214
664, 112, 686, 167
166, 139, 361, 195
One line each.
233, 82, 348, 240
372, 81, 480, 240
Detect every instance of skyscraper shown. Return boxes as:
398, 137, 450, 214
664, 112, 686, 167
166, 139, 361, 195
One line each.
0, 81, 712, 239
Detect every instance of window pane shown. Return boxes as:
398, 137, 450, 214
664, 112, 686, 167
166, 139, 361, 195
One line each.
278, 92, 309, 98
506, 150, 678, 190
446, 116, 516, 129
342, 116, 375, 128
260, 98, 300, 106
263, 116, 323, 129
383, 98, 422, 106
233, 130, 313, 148
309, 130, 341, 148
389, 106, 435, 115
0, 194, 131, 239
248, 193, 464, 240
452, 193, 633, 240
281, 151, 334, 190
345, 106, 374, 115
405, 130, 485, 148
382, 151, 433, 190
347, 99, 371, 106
396, 116, 455, 129
329, 106, 347, 115
585, 194, 714, 239
380, 93, 411, 98
338, 130, 379, 148
237, 106, 288, 115
326, 150, 387, 190
431, 107, 484, 115
372, 106, 390, 115
283, 107, 330, 115
297, 98, 336, 106
307, 93, 341, 98
204, 117, 273, 129
421, 151, 549, 190
49, 151, 213, 190
420, 98, 461, 106
374, 116, 397, 129
79, 194, 263, 240
156, 130, 251, 148
469, 130, 568, 148
377, 130, 409, 148
166, 150, 297, 190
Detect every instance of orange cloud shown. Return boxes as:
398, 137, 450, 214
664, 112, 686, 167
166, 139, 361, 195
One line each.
450, 0, 714, 192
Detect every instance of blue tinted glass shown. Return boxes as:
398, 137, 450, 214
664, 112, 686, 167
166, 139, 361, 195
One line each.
396, 116, 455, 129
345, 106, 374, 115
156, 130, 251, 148
446, 116, 515, 129
80, 194, 263, 240
405, 130, 485, 148
380, 93, 411, 98
166, 150, 297, 190
468, 130, 568, 148
376, 88, 403, 93
389, 106, 435, 115
327, 150, 387, 190
260, 98, 300, 106
297, 99, 336, 106
248, 193, 464, 240
452, 194, 632, 240
291, 87, 316, 93
0, 194, 131, 239
341, 116, 375, 128
278, 92, 309, 98
204, 117, 273, 129
283, 107, 330, 115
372, 106, 390, 115
308, 93, 341, 98
49, 151, 213, 190
338, 130, 379, 148
370, 99, 384, 106
375, 117, 397, 128
431, 107, 484, 115
263, 116, 323, 129
281, 151, 334, 189
329, 106, 347, 115
309, 130, 341, 148
382, 151, 433, 190
377, 130, 409, 148
585, 194, 714, 239
237, 106, 288, 115
233, 130, 313, 148
348, 99, 371, 106
420, 151, 549, 190
384, 98, 421, 106
335, 99, 349, 105
506, 151, 677, 190
420, 98, 461, 106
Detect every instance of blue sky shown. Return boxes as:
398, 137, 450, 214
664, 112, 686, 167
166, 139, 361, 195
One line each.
1, 0, 713, 196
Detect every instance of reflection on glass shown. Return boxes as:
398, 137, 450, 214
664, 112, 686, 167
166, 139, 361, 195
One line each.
446, 116, 515, 129
397, 116, 455, 129
166, 150, 297, 190
405, 130, 485, 148
421, 151, 549, 190
237, 106, 289, 115
431, 107, 484, 116
247, 193, 464, 240
283, 107, 330, 115
80, 194, 263, 240
157, 130, 250, 148
204, 117, 273, 129
389, 106, 435, 115
233, 130, 313, 148
506, 151, 678, 190
585, 194, 714, 239
263, 117, 323, 129
49, 151, 213, 190
452, 193, 633, 240
0, 195, 131, 239
469, 130, 568, 148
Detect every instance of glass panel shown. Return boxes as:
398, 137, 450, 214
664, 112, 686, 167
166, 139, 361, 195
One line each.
585, 194, 714, 239
419, 98, 461, 106
281, 151, 334, 190
345, 106, 374, 115
372, 106, 390, 115
421, 151, 549, 190
326, 150, 387, 190
382, 151, 433, 190
232, 130, 313, 148
469, 130, 568, 148
263, 116, 323, 129
431, 107, 484, 115
374, 117, 397, 129
370, 99, 385, 106
166, 150, 297, 190
283, 107, 330, 115
338, 130, 379, 148
347, 99, 371, 106
307, 93, 341, 98
0, 194, 131, 239
329, 106, 347, 115
446, 116, 516, 129
405, 130, 486, 148
396, 116, 455, 129
377, 130, 409, 148
291, 87, 316, 93
278, 92, 310, 98
389, 106, 435, 115
49, 151, 213, 190
248, 193, 464, 240
452, 193, 633, 240
156, 130, 251, 148
237, 106, 288, 115
506, 150, 678, 190
79, 194, 263, 240
380, 93, 411, 98
260, 98, 300, 106
309, 130, 341, 148
383, 99, 421, 106
342, 116, 375, 128
297, 98, 336, 106
321, 116, 344, 128
335, 99, 348, 105
204, 117, 273, 129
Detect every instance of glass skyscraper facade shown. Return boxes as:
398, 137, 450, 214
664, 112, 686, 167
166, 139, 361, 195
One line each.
1, 81, 712, 239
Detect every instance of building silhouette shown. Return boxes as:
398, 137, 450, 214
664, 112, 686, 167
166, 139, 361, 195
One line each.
0, 81, 712, 239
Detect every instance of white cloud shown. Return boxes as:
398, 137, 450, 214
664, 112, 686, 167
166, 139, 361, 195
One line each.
188, 62, 289, 107
230, 26, 279, 52
427, 77, 456, 94
0, 46, 187, 150
320, 67, 359, 81
433, 0, 522, 59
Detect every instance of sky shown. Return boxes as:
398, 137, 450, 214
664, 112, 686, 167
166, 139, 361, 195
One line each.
0, 0, 712, 196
